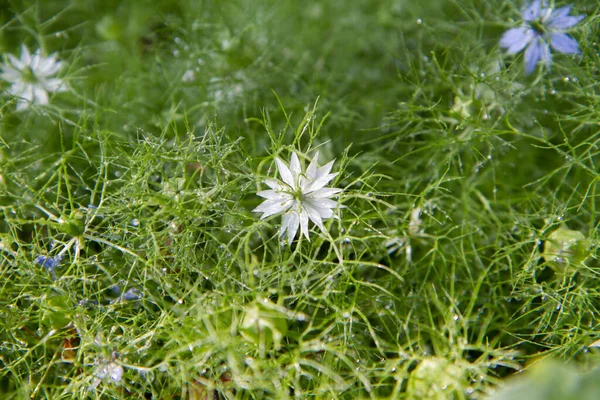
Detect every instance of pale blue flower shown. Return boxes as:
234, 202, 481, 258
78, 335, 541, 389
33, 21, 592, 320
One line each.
499, 1, 585, 74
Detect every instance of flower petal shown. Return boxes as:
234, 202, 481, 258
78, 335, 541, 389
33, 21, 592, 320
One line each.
304, 202, 326, 231
302, 199, 337, 219
550, 32, 580, 54
281, 212, 300, 243
309, 188, 343, 198
289, 152, 301, 177
7, 80, 25, 97
39, 56, 62, 76
44, 78, 66, 93
306, 152, 319, 179
21, 84, 35, 101
30, 51, 42, 71
20, 44, 32, 65
524, 39, 543, 75
257, 189, 287, 200
499, 27, 535, 54
253, 198, 294, 219
33, 86, 48, 105
0, 66, 20, 81
299, 209, 310, 241
16, 100, 29, 111
315, 160, 335, 180
547, 14, 585, 30
275, 158, 295, 189
549, 5, 572, 19
522, 0, 541, 21
306, 172, 338, 194
264, 179, 283, 190
539, 40, 552, 67
7, 53, 24, 70
306, 196, 338, 209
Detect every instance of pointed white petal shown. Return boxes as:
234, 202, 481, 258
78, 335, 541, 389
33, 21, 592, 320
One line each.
39, 55, 62, 76
264, 179, 283, 190
306, 172, 338, 193
44, 78, 66, 92
304, 198, 335, 219
33, 86, 48, 105
7, 53, 24, 70
306, 152, 319, 179
20, 45, 32, 65
306, 197, 338, 210
253, 198, 294, 218
30, 52, 41, 71
298, 175, 310, 192
290, 152, 301, 177
1, 66, 20, 81
280, 212, 300, 243
275, 158, 295, 188
257, 190, 288, 200
6, 80, 25, 96
303, 202, 326, 232
315, 160, 335, 180
16, 100, 29, 111
309, 187, 342, 198
36, 56, 52, 74
21, 84, 35, 101
299, 209, 310, 240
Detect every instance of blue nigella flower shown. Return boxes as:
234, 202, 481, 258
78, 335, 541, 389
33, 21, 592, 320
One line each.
499, 0, 585, 74
108, 285, 142, 303
122, 288, 142, 301
35, 255, 63, 280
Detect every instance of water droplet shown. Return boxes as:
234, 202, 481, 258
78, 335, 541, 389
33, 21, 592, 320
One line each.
416, 18, 422, 24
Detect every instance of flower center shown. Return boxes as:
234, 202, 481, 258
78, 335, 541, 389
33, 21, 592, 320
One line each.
22, 66, 38, 83
292, 187, 305, 203
529, 20, 546, 35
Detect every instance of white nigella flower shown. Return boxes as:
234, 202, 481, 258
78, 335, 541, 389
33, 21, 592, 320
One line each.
254, 152, 343, 243
1, 44, 67, 111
